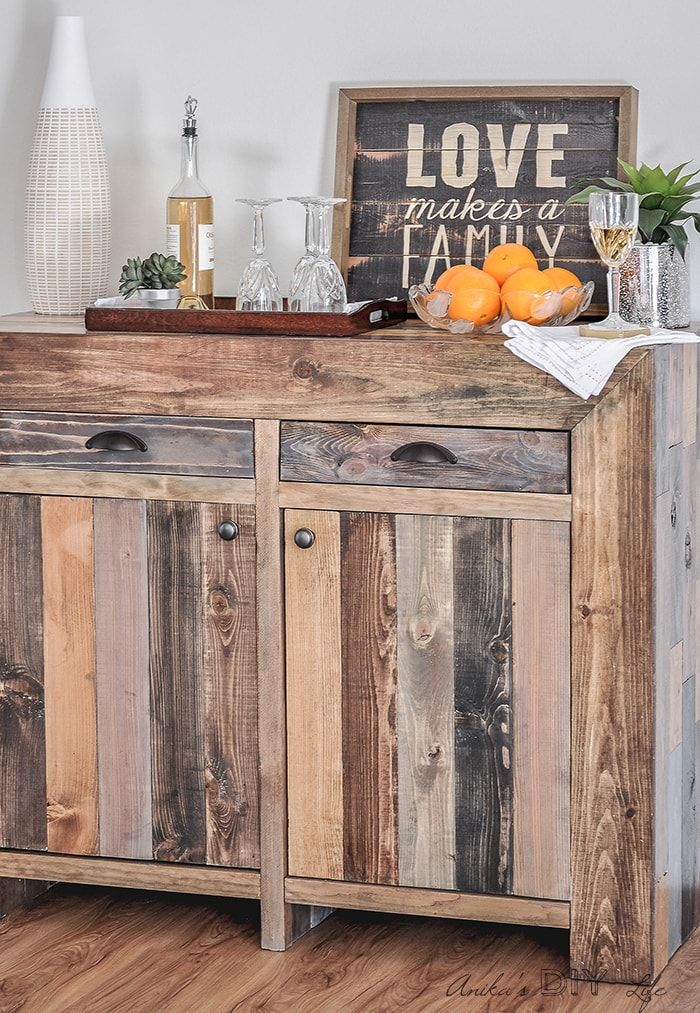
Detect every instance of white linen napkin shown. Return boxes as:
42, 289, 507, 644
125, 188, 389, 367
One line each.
502, 322, 700, 400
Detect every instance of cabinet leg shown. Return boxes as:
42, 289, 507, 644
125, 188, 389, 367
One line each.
256, 420, 334, 951
0, 877, 51, 920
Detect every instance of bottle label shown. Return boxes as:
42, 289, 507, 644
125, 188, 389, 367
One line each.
198, 224, 215, 271
166, 224, 181, 261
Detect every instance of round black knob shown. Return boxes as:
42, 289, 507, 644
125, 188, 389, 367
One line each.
294, 527, 315, 549
218, 520, 239, 541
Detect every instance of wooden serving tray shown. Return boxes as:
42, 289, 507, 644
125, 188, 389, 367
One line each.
85, 297, 407, 337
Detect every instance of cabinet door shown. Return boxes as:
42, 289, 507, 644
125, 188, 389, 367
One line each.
0, 493, 259, 868
285, 509, 570, 900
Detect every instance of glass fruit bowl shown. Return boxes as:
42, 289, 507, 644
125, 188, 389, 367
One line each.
408, 280, 595, 335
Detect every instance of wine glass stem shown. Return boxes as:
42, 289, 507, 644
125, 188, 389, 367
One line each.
607, 266, 621, 317
317, 207, 331, 256
253, 208, 265, 257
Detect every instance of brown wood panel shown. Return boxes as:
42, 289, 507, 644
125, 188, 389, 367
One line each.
396, 514, 456, 890
0, 851, 260, 899
511, 520, 570, 901
285, 877, 570, 929
148, 500, 206, 864
571, 355, 654, 984
0, 412, 254, 477
279, 482, 571, 521
280, 422, 570, 493
340, 512, 399, 885
42, 496, 98, 856
0, 494, 47, 852
94, 498, 151, 861
254, 419, 292, 949
201, 502, 260, 869
0, 329, 649, 431
285, 509, 344, 881
453, 517, 512, 895
0, 467, 254, 505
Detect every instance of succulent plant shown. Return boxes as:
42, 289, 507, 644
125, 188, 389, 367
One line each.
118, 256, 144, 298
568, 160, 700, 258
142, 252, 187, 290
118, 252, 187, 298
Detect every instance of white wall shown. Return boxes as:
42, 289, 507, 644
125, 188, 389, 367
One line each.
2, 0, 700, 315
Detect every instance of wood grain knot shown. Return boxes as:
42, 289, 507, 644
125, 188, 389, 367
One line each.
685, 531, 692, 568
626, 807, 636, 819
0, 666, 44, 718
579, 604, 591, 619
489, 637, 510, 663
292, 358, 319, 381
670, 500, 677, 528
427, 743, 442, 762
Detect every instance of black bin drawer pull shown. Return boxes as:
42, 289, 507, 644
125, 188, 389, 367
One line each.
85, 430, 148, 453
390, 441, 457, 465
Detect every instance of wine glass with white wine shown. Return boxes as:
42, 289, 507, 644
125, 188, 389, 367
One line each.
587, 191, 640, 334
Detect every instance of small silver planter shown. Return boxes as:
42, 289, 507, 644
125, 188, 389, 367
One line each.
136, 288, 180, 310
620, 241, 690, 328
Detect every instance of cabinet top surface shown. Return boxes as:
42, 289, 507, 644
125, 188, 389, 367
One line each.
0, 314, 691, 432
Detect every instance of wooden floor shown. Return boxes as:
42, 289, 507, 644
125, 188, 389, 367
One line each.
0, 887, 696, 1012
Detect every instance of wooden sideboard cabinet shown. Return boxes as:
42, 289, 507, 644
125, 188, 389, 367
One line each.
0, 316, 697, 987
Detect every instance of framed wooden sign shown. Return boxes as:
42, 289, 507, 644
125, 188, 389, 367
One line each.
332, 85, 638, 312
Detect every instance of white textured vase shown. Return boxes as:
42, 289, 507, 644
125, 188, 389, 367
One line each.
25, 16, 111, 314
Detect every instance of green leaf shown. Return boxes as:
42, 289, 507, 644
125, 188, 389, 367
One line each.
657, 222, 689, 258
618, 158, 642, 188
666, 161, 691, 185
692, 213, 700, 234
638, 207, 667, 240
565, 185, 604, 205
637, 164, 674, 195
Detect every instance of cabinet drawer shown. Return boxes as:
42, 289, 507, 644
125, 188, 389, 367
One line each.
280, 422, 569, 493
0, 412, 254, 478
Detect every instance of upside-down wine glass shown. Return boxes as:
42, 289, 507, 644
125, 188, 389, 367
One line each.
236, 198, 283, 311
587, 191, 640, 332
288, 196, 347, 312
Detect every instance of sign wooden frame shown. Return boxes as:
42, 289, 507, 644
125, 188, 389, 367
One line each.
332, 85, 638, 312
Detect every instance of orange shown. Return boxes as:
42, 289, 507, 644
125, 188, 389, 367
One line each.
542, 267, 581, 290
482, 243, 538, 287
435, 264, 499, 294
501, 268, 554, 322
446, 287, 501, 326
542, 267, 582, 315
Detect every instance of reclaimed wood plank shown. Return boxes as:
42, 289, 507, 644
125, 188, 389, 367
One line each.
280, 422, 570, 494
0, 851, 260, 899
681, 676, 696, 941
279, 483, 571, 521
42, 496, 98, 856
285, 509, 344, 881
396, 514, 455, 891
255, 421, 292, 948
148, 500, 206, 863
285, 877, 570, 929
0, 494, 47, 852
94, 498, 151, 861
0, 330, 649, 432
0, 468, 254, 505
201, 502, 259, 869
0, 412, 254, 477
453, 517, 512, 895
341, 512, 399, 885
667, 744, 683, 956
511, 520, 570, 901
570, 355, 654, 983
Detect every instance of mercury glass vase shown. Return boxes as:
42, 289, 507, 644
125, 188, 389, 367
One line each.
619, 241, 690, 329
25, 16, 111, 314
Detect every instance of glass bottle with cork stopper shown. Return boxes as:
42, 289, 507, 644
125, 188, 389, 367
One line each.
167, 96, 214, 308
